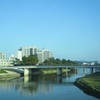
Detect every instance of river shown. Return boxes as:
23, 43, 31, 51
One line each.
0, 68, 99, 100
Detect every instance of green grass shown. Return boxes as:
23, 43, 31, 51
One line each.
75, 72, 100, 98
0, 70, 7, 73
81, 74, 100, 92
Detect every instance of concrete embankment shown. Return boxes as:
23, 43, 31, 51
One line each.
0, 70, 21, 81
74, 72, 100, 99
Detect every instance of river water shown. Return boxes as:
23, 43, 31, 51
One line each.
0, 68, 99, 100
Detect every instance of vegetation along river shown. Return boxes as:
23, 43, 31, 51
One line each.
0, 68, 99, 100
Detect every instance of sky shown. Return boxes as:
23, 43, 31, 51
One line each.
0, 0, 100, 61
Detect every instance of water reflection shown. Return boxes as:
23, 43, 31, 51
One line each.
0, 71, 77, 95
0, 68, 99, 100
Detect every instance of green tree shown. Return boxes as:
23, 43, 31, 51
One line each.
62, 59, 67, 65
22, 55, 38, 65
15, 58, 21, 65
55, 58, 62, 65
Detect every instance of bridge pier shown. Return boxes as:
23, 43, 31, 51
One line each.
24, 76, 29, 82
57, 68, 62, 76
57, 76, 62, 83
24, 68, 33, 76
90, 68, 94, 74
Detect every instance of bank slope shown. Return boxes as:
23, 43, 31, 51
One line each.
74, 72, 100, 99
0, 70, 21, 81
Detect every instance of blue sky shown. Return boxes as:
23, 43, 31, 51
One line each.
0, 0, 100, 61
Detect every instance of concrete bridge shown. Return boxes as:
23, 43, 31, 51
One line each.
0, 65, 100, 76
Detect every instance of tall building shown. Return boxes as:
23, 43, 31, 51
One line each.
37, 48, 53, 64
16, 46, 39, 61
17, 49, 22, 61
0, 52, 6, 59
37, 51, 43, 64
16, 46, 53, 64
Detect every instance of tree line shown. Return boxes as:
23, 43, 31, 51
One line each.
15, 55, 78, 66
15, 55, 38, 66
41, 58, 77, 66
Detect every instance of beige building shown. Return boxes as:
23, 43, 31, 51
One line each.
16, 46, 53, 64
37, 48, 53, 64
0, 53, 14, 67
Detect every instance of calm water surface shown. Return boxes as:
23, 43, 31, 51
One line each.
0, 68, 99, 100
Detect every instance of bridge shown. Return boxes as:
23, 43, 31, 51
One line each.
0, 65, 100, 76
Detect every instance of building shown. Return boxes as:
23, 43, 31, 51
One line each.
16, 46, 53, 64
17, 49, 22, 61
0, 53, 14, 66
98, 61, 100, 64
37, 48, 53, 64
16, 46, 39, 61
37, 51, 43, 64
0, 52, 6, 59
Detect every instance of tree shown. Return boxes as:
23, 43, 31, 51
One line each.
62, 59, 67, 65
22, 55, 38, 65
15, 58, 21, 65
55, 58, 62, 65
42, 58, 78, 66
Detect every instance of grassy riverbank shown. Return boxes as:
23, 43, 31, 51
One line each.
0, 69, 21, 81
0, 70, 7, 73
74, 72, 100, 98
40, 68, 70, 74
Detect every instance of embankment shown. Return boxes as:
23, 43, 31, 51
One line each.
0, 70, 21, 81
74, 72, 100, 98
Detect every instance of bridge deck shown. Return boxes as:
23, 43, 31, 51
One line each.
0, 65, 100, 69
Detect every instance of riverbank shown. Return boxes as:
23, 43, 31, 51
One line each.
0, 70, 21, 81
40, 68, 71, 74
74, 72, 100, 98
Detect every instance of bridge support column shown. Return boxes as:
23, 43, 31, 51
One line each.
57, 68, 62, 76
24, 68, 33, 76
90, 68, 94, 74
57, 76, 62, 83
83, 68, 85, 75
24, 76, 29, 82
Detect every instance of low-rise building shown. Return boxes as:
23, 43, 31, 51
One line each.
0, 53, 14, 67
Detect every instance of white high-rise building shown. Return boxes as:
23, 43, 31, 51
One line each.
21, 46, 39, 57
17, 49, 22, 61
16, 46, 53, 64
0, 52, 6, 59
37, 48, 53, 64
37, 51, 43, 64
16, 46, 39, 61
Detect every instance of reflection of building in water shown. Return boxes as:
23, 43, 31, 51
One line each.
0, 82, 15, 91
8, 76, 54, 96
23, 76, 54, 94
38, 81, 53, 94
0, 75, 56, 96
15, 82, 38, 96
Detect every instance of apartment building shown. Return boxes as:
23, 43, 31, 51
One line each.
37, 48, 53, 64
0, 52, 6, 59
17, 46, 39, 61
16, 46, 53, 64
0, 53, 14, 66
